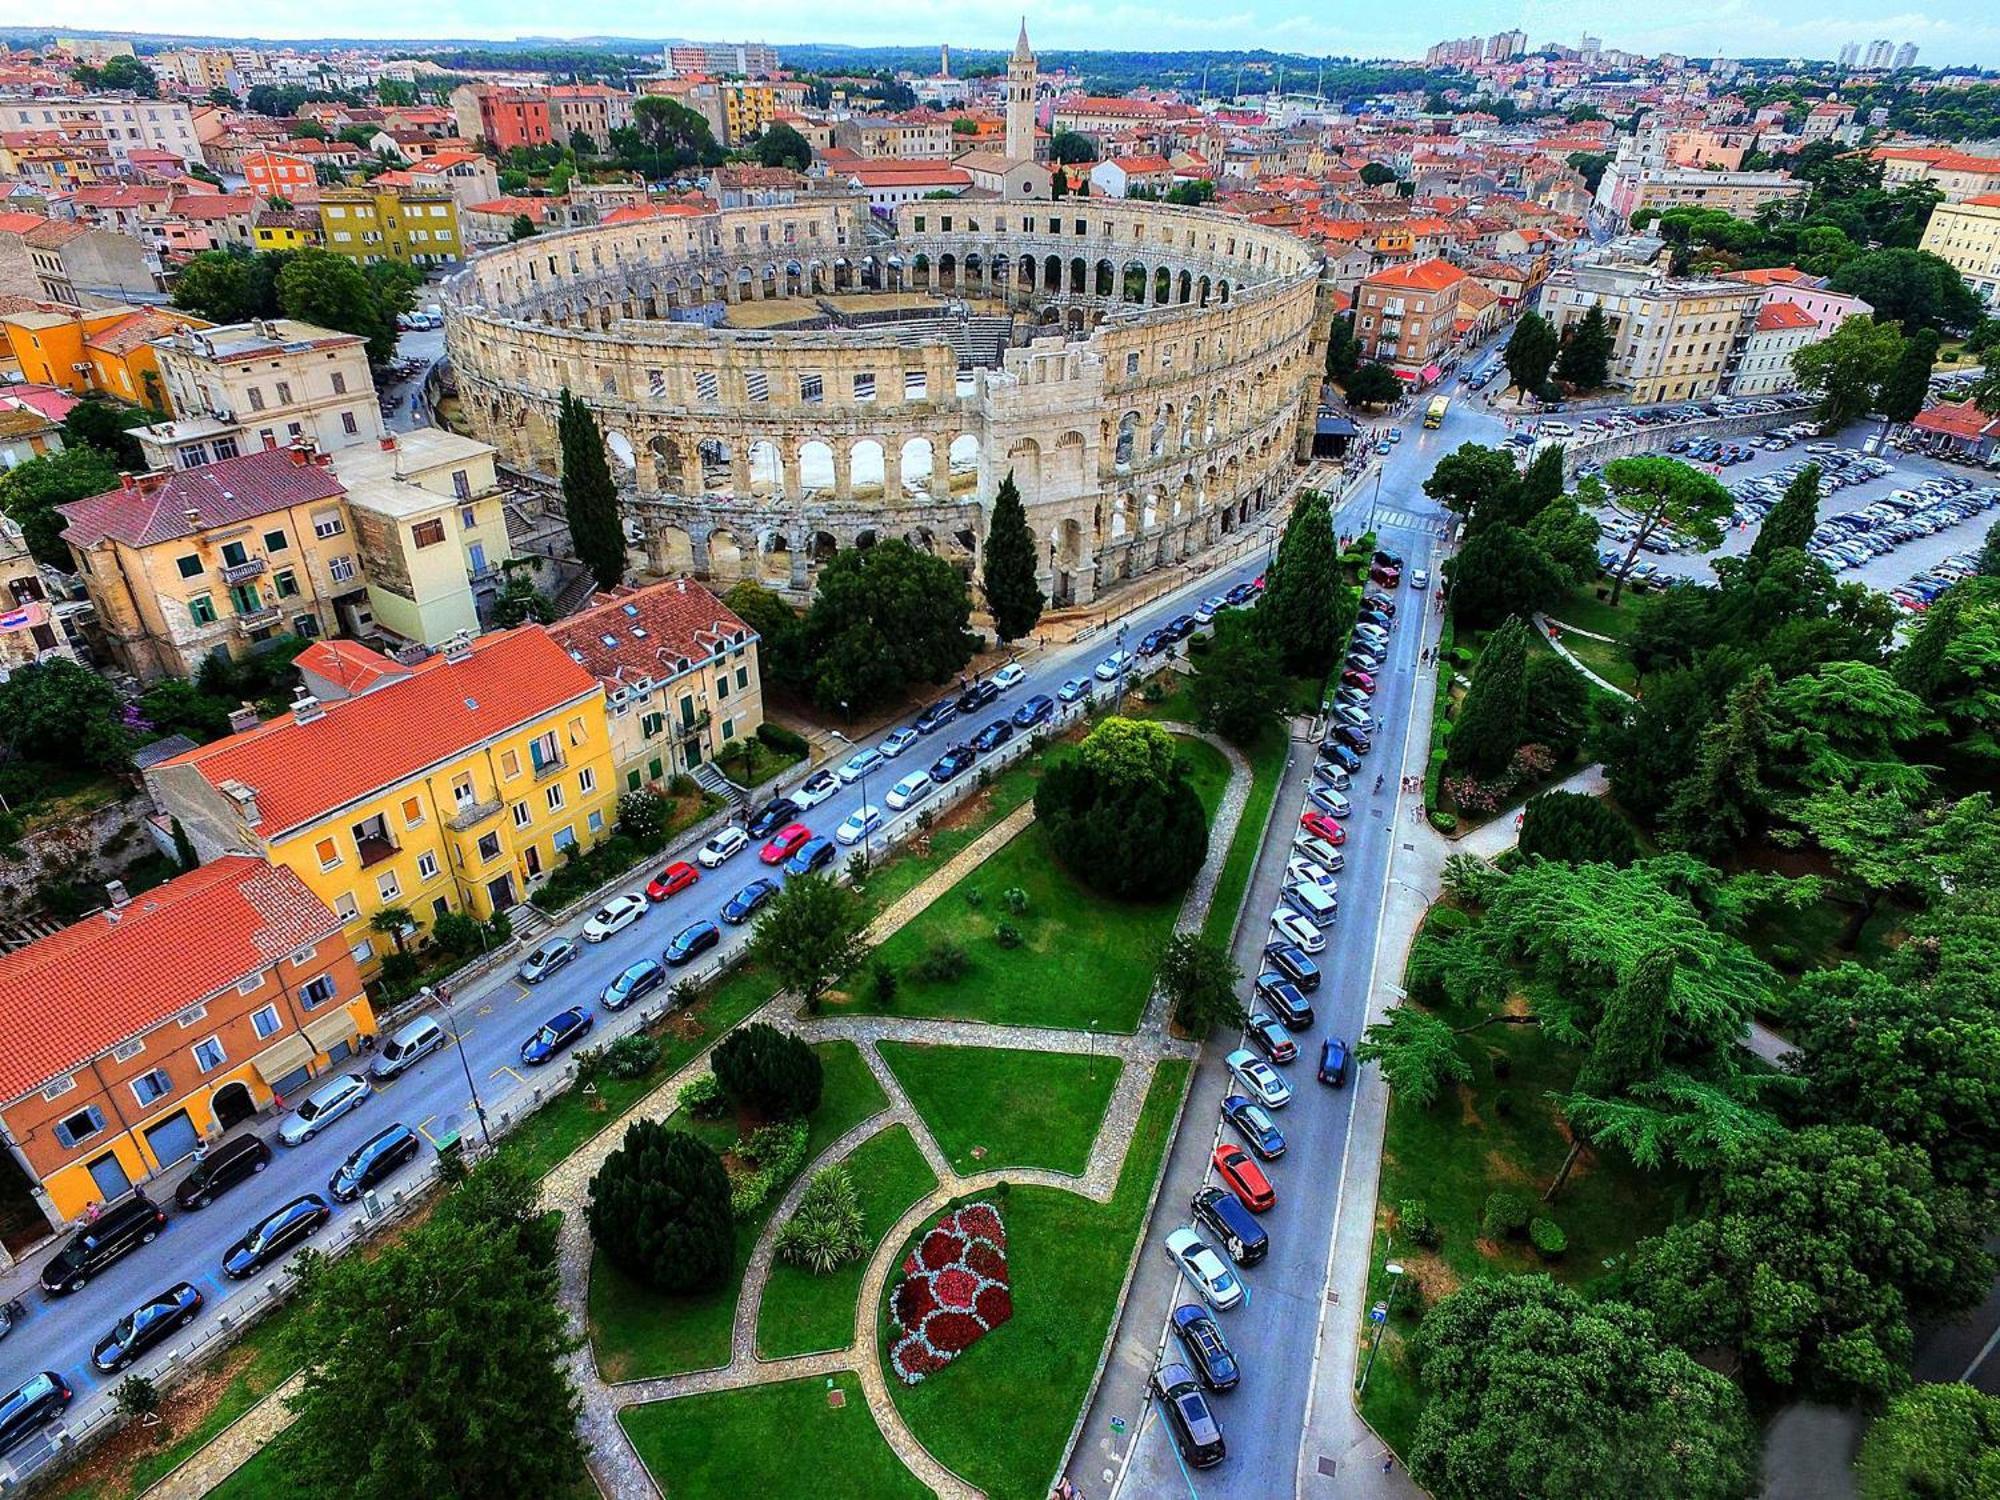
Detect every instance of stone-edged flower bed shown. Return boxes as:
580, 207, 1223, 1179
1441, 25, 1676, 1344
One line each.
887, 1201, 1012, 1384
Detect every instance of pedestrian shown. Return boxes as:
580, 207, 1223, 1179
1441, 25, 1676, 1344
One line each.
83, 1200, 102, 1225
189, 1141, 208, 1170
1383, 1454, 1396, 1474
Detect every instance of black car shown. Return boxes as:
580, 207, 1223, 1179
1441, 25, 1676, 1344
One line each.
1320, 742, 1363, 774
1012, 693, 1055, 729
91, 1281, 203, 1372
1318, 1035, 1351, 1087
956, 679, 1000, 714
929, 743, 977, 784
40, 1193, 167, 1295
1334, 723, 1372, 754
1256, 970, 1316, 1028
664, 920, 723, 966
1165, 612, 1198, 639
1153, 1360, 1226, 1469
1244, 1013, 1298, 1064
0, 1372, 69, 1452
747, 795, 800, 837
175, 1133, 271, 1210
1373, 549, 1405, 569
971, 718, 1014, 754
721, 877, 779, 924
1192, 1184, 1268, 1266
1138, 628, 1169, 656
1170, 1304, 1240, 1392
1264, 943, 1321, 992
1225, 581, 1258, 606
913, 698, 959, 735
1356, 607, 1393, 629
329, 1122, 422, 1203
222, 1194, 331, 1279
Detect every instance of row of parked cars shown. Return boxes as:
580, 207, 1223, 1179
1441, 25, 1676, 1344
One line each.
1891, 548, 1988, 614
1151, 560, 1404, 1469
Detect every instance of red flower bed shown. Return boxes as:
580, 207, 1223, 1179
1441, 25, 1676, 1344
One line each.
887, 1200, 1013, 1385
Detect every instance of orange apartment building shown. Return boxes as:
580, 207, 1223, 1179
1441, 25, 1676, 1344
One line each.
1353, 257, 1470, 380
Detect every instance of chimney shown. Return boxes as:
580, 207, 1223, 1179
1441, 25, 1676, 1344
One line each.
120, 473, 137, 493
291, 686, 325, 724
227, 701, 261, 733
183, 505, 202, 527
104, 879, 131, 909
443, 630, 474, 664
218, 778, 260, 824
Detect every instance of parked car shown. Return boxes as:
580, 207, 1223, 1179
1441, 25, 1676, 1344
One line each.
278, 1074, 371, 1146
1153, 1360, 1227, 1468
664, 920, 722, 966
721, 878, 779, 925
696, 828, 749, 868
1269, 909, 1322, 954
885, 771, 934, 812
791, 769, 839, 809
582, 892, 648, 942
881, 727, 921, 759
1212, 1143, 1276, 1213
1293, 833, 1345, 872
369, 1017, 445, 1084
784, 836, 837, 876
602, 958, 667, 1011
956, 679, 1000, 713
516, 936, 578, 983
913, 699, 959, 735
1058, 676, 1092, 703
1300, 810, 1346, 845
0, 1373, 70, 1451
175, 1134, 273, 1209
1333, 723, 1373, 754
836, 746, 883, 785
1321, 742, 1364, 774
1226, 1048, 1293, 1109
1013, 693, 1055, 729
971, 718, 1015, 754
1307, 783, 1353, 818
328, 1122, 422, 1203
1094, 650, 1133, 681
1170, 1304, 1240, 1392
1332, 702, 1372, 730
746, 795, 800, 837
1192, 1183, 1269, 1266
1164, 1226, 1243, 1310
760, 823, 813, 864
991, 663, 1027, 692
519, 1007, 593, 1066
91, 1280, 203, 1373
836, 805, 882, 846
40, 1194, 168, 1295
1221, 1094, 1286, 1159
1255, 971, 1316, 1029
1341, 669, 1376, 693
1317, 1035, 1351, 1087
929, 743, 978, 784
221, 1194, 331, 1279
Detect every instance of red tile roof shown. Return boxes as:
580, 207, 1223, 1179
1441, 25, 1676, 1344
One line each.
547, 579, 755, 691
1914, 400, 2000, 443
159, 629, 603, 838
0, 856, 341, 1102
294, 639, 407, 698
1724, 265, 1818, 287
1362, 257, 1467, 293
60, 447, 347, 550
1755, 301, 1820, 332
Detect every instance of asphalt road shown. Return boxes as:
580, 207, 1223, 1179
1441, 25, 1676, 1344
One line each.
0, 530, 1287, 1479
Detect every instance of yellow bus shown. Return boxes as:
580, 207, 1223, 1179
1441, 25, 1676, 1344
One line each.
1424, 394, 1450, 429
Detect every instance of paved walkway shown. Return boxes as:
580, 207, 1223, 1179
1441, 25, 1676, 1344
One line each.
142, 1374, 303, 1500
1533, 612, 1634, 700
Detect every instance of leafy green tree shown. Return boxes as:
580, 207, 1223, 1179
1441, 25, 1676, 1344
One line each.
620, 95, 723, 175
1154, 932, 1244, 1037
1665, 665, 1778, 857
0, 443, 118, 566
0, 659, 126, 770
980, 471, 1043, 643
745, 872, 868, 1015
1355, 1006, 1469, 1107
1077, 716, 1181, 788
1257, 489, 1346, 674
1358, 161, 1398, 187
1765, 660, 1934, 799
800, 540, 976, 714
1982, 520, 2000, 577
1829, 248, 1984, 333
712, 1022, 823, 1118
1599, 457, 1734, 605
1575, 945, 1670, 1099
752, 121, 813, 171
1856, 1383, 2000, 1500
1449, 616, 1530, 775
489, 560, 555, 626
1422, 442, 1521, 529
1503, 310, 1560, 401
1190, 610, 1284, 744
507, 213, 538, 242
587, 1121, 735, 1292
1048, 130, 1097, 164
1794, 315, 1906, 432
1323, 312, 1359, 383
721, 580, 807, 694
281, 1159, 586, 1500
1894, 576, 2000, 760
1566, 150, 1612, 193
1749, 464, 1823, 560
1521, 652, 1590, 760
172, 247, 290, 324
1517, 789, 1639, 865
555, 389, 626, 590
61, 396, 156, 471
1524, 495, 1603, 588
276, 249, 398, 362
1036, 718, 1208, 899
1633, 1125, 1992, 1402
1880, 327, 1942, 425
1409, 1276, 1758, 1500
1344, 360, 1403, 406
136, 680, 233, 744
1443, 523, 1565, 628
1554, 304, 1614, 389
1560, 1068, 1786, 1176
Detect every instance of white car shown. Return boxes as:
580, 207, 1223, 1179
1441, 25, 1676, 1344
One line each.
1333, 703, 1372, 730
1293, 834, 1345, 871
1094, 650, 1133, 682
696, 827, 749, 868
881, 727, 921, 759
1286, 857, 1339, 894
791, 769, 839, 809
1271, 909, 1324, 953
1308, 784, 1352, 819
835, 804, 883, 846
1410, 568, 1430, 590
1226, 1048, 1293, 1109
278, 1073, 371, 1146
1164, 1227, 1243, 1311
992, 663, 1027, 692
884, 771, 934, 811
837, 747, 884, 784
582, 892, 649, 942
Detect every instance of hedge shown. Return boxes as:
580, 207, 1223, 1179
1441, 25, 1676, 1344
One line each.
757, 722, 809, 755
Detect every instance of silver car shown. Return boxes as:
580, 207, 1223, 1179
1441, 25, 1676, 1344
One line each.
278, 1074, 371, 1146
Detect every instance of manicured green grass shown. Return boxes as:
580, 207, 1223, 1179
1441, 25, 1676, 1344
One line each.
722, 736, 807, 790
878, 1042, 1123, 1176
1555, 627, 1639, 694
588, 1040, 889, 1381
621, 1373, 934, 1500
1202, 723, 1287, 949
889, 1058, 1191, 1500
1176, 736, 1232, 822
757, 1124, 937, 1359
850, 743, 1056, 918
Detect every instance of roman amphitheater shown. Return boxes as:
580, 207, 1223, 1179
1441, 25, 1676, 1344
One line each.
441, 195, 1329, 606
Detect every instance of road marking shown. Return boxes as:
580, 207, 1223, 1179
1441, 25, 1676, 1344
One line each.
415, 1114, 442, 1146
1959, 1319, 2000, 1384
491, 1065, 524, 1085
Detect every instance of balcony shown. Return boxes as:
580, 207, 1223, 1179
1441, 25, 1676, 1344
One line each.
218, 557, 267, 585
448, 796, 503, 832
674, 710, 712, 740
233, 605, 282, 633
355, 833, 398, 868
531, 752, 567, 782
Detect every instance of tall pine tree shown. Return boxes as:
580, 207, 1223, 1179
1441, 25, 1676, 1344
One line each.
1750, 464, 1822, 560
981, 469, 1045, 642
556, 389, 626, 590
1553, 304, 1613, 390
1258, 489, 1349, 674
1504, 311, 1559, 401
1878, 327, 1940, 427
1576, 947, 1673, 1098
1449, 616, 1530, 774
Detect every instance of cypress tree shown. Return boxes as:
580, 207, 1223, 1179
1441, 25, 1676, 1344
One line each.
1258, 489, 1345, 674
981, 469, 1045, 642
1554, 304, 1613, 390
1750, 464, 1822, 560
556, 388, 626, 590
1449, 617, 1530, 774
1878, 327, 1939, 427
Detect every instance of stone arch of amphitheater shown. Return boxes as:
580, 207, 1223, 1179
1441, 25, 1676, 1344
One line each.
442, 196, 1328, 606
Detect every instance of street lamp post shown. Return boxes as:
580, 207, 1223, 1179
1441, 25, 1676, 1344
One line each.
426, 983, 493, 1150
829, 724, 872, 871
1114, 622, 1129, 711
1357, 1261, 1405, 1395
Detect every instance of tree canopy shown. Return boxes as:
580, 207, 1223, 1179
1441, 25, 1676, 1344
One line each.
799, 540, 977, 714
981, 470, 1044, 643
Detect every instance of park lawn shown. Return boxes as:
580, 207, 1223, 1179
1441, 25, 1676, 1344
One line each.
757, 1124, 937, 1359
621, 1372, 934, 1500
1555, 627, 1639, 694
1176, 736, 1232, 821
1202, 722, 1287, 949
889, 1059, 1191, 1500
878, 1042, 1124, 1177
587, 1040, 889, 1382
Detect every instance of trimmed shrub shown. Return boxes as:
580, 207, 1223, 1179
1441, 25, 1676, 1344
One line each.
1001, 886, 1029, 915
600, 1032, 660, 1079
1481, 1190, 1533, 1240
994, 920, 1023, 948
757, 721, 809, 755
912, 941, 971, 983
870, 958, 898, 1010
1530, 1217, 1568, 1260
712, 1023, 823, 1119
679, 1071, 727, 1120
587, 1121, 733, 1291
963, 887, 985, 908
1399, 1198, 1442, 1249
1428, 809, 1458, 833
728, 1118, 809, 1219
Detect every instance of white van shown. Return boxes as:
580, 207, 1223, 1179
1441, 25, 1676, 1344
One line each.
370, 1015, 446, 1081
1285, 880, 1339, 927
884, 771, 934, 811
1538, 420, 1575, 437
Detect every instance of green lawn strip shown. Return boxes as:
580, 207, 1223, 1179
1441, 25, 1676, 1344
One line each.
203, 1426, 301, 1500
756, 1124, 937, 1360
1176, 736, 1232, 821
878, 1042, 1124, 1177
722, 738, 808, 789
1556, 629, 1639, 694
850, 744, 1055, 917
1202, 723, 1287, 948
587, 1040, 889, 1382
621, 1372, 934, 1500
888, 1058, 1192, 1500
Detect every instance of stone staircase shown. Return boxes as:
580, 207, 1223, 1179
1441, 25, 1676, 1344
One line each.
690, 761, 745, 808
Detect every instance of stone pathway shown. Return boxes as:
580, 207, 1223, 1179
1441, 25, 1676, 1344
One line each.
1532, 611, 1633, 699
142, 1373, 304, 1500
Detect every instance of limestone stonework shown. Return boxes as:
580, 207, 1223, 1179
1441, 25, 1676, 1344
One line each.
442, 196, 1325, 606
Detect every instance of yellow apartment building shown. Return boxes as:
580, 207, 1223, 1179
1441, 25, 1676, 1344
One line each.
317, 184, 462, 267
1919, 194, 2000, 308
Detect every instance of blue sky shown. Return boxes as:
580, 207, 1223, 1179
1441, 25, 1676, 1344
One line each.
45, 3, 2000, 69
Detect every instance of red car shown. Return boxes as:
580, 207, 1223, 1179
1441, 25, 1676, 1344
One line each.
645, 861, 699, 902
1363, 594, 1397, 616
1300, 810, 1346, 845
1212, 1143, 1276, 1213
760, 823, 812, 865
1341, 669, 1376, 694
1370, 564, 1402, 588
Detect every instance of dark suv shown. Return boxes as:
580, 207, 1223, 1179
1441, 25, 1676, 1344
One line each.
329, 1122, 423, 1203
1170, 1304, 1240, 1391
1192, 1184, 1268, 1266
1153, 1360, 1227, 1469
0, 1372, 70, 1452
40, 1193, 167, 1295
175, 1134, 272, 1211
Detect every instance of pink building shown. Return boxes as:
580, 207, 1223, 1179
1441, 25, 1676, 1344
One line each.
1721, 267, 1873, 340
